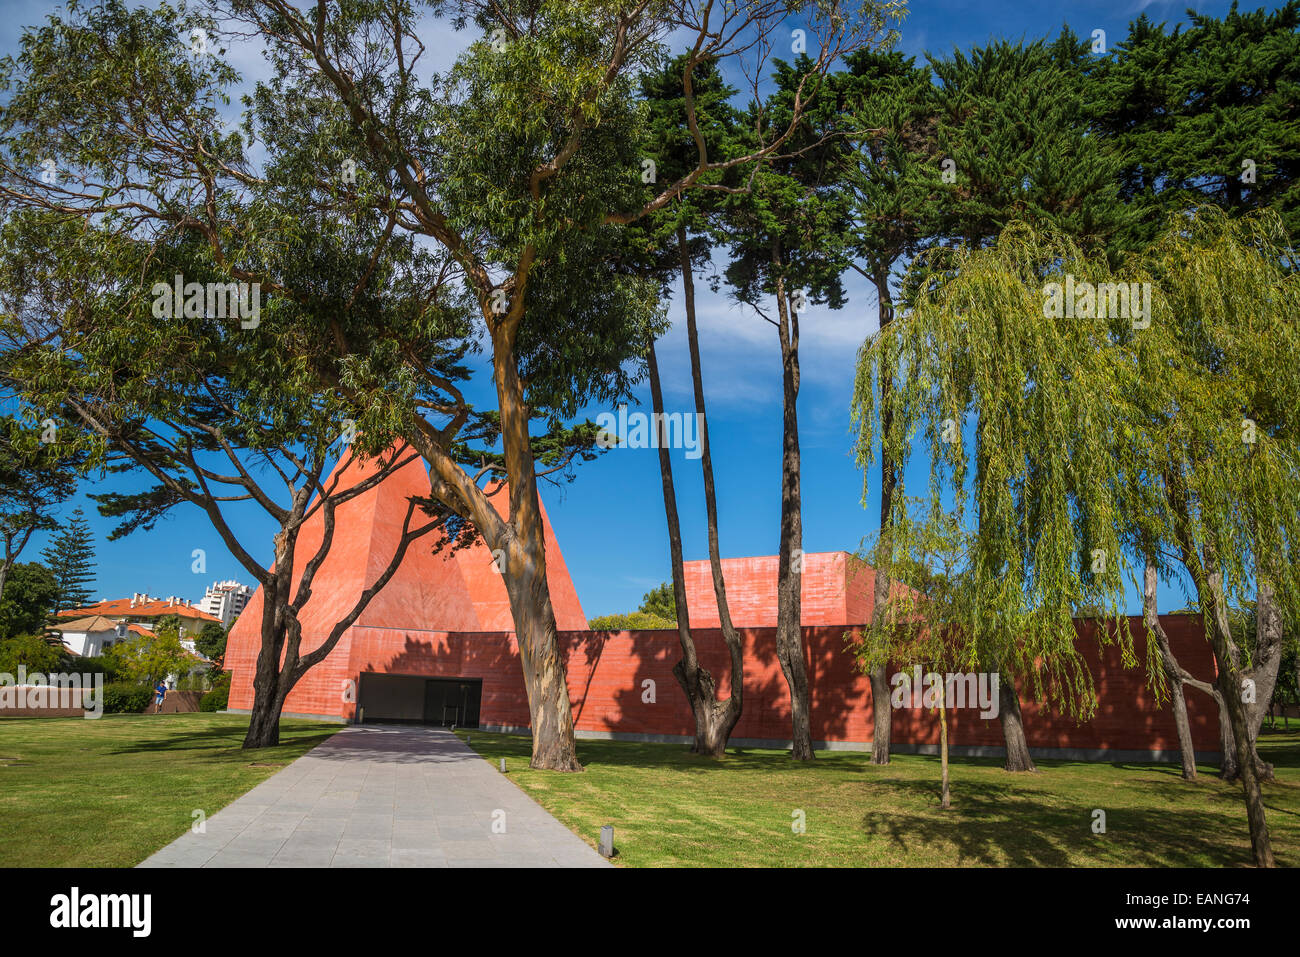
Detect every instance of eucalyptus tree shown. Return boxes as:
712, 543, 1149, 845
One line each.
721, 55, 859, 760
0, 0, 880, 769
854, 207, 1299, 866
226, 0, 886, 770
834, 47, 941, 763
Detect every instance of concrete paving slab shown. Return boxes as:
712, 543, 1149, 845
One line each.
139, 725, 610, 869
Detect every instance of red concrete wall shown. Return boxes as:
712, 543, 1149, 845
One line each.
682, 551, 916, 628
565, 615, 1220, 753
240, 613, 1219, 755
222, 457, 1219, 755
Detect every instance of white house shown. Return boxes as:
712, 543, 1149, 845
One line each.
55, 616, 142, 657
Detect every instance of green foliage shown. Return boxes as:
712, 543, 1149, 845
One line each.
722, 56, 853, 316
835, 48, 943, 287
153, 614, 182, 636
195, 622, 227, 662
74, 655, 120, 683
0, 421, 81, 582
853, 208, 1300, 715
104, 624, 193, 690
636, 582, 677, 620
0, 632, 60, 675
101, 682, 153, 715
39, 507, 96, 613
0, 561, 57, 639
175, 670, 211, 692
1094, 2, 1300, 250
199, 671, 231, 713
926, 31, 1130, 254
588, 612, 677, 631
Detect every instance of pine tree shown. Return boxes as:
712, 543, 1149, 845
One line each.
41, 506, 96, 613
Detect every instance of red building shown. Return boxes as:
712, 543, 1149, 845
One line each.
225, 451, 1221, 759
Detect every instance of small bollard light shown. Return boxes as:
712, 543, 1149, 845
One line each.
500, 757, 506, 773
599, 825, 615, 859
466, 735, 471, 745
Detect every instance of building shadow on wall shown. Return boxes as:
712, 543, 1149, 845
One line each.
360, 633, 456, 676
561, 626, 863, 758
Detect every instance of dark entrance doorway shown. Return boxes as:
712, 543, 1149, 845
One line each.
357, 673, 482, 727
422, 678, 481, 728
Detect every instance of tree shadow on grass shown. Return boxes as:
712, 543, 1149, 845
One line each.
108, 722, 338, 758
856, 775, 1265, 867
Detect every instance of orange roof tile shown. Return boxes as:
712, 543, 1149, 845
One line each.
56, 598, 221, 624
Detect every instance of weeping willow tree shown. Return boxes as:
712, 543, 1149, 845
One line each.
1118, 208, 1300, 867
853, 222, 1135, 776
852, 207, 1300, 867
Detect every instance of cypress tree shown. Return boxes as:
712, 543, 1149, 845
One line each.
1095, 3, 1300, 251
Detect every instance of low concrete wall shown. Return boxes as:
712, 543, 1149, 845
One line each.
155, 690, 205, 714
0, 686, 86, 718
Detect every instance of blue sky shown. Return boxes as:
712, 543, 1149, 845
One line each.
5, 0, 1265, 618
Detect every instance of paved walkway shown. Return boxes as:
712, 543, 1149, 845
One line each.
138, 725, 610, 868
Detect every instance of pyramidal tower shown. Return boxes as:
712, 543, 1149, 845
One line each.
224, 447, 586, 721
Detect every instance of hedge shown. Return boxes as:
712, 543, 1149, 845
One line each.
102, 682, 153, 714
199, 672, 231, 712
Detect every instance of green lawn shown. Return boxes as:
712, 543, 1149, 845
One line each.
0, 713, 338, 867
458, 727, 1300, 867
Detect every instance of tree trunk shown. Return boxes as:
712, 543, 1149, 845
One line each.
773, 247, 814, 761
938, 679, 950, 809
1164, 651, 1199, 780
1204, 571, 1279, 784
997, 672, 1037, 772
244, 598, 287, 748
647, 334, 740, 757
244, 683, 284, 748
243, 589, 287, 749
501, 546, 581, 771
1166, 466, 1275, 860
1143, 557, 1197, 779
643, 224, 746, 758
1201, 559, 1274, 866
1242, 574, 1283, 779
869, 267, 896, 765
870, 665, 893, 764
1216, 691, 1239, 779
490, 319, 582, 771
1213, 649, 1274, 866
